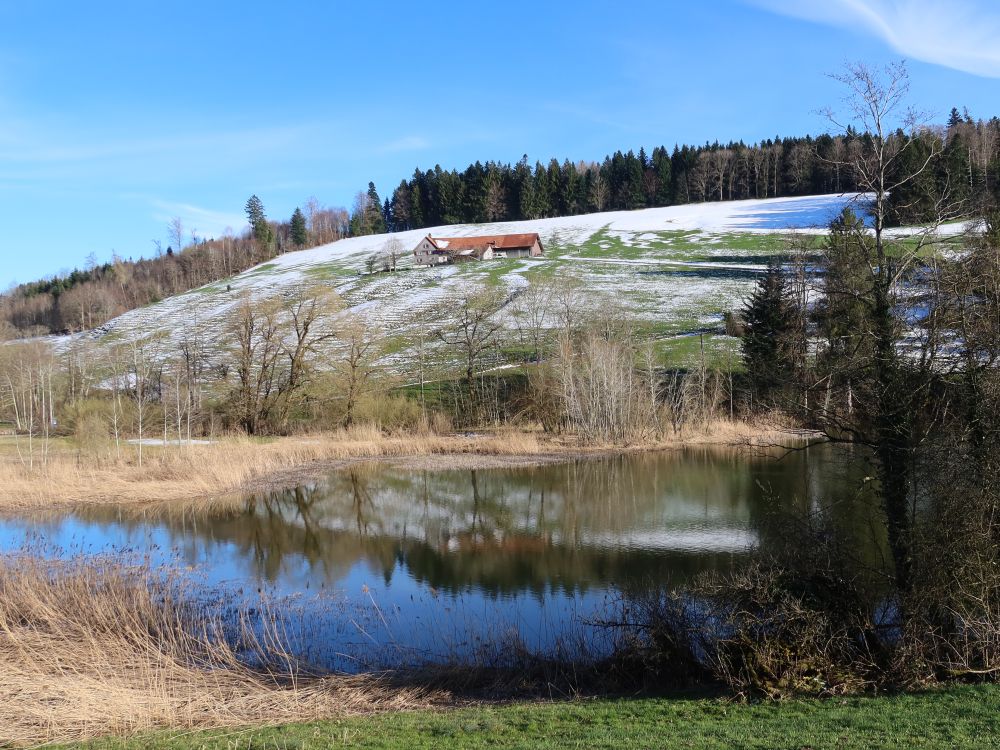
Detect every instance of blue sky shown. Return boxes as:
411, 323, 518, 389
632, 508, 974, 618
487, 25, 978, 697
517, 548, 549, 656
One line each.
2, 0, 1000, 285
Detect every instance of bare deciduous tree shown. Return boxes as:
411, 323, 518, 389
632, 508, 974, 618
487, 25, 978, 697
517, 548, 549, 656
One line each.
382, 238, 403, 272
168, 217, 184, 253
434, 287, 508, 385
812, 61, 966, 595
0, 342, 56, 468
335, 316, 383, 427
589, 169, 609, 212
125, 336, 158, 467
228, 288, 340, 434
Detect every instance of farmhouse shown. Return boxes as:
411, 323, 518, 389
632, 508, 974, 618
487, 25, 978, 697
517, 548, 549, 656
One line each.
412, 233, 544, 266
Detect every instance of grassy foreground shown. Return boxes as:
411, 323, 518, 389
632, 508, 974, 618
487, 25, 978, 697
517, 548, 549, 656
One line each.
60, 687, 1000, 749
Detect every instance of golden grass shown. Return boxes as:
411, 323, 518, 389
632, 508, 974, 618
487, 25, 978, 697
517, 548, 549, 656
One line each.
0, 556, 437, 747
670, 414, 808, 446
0, 426, 541, 510
0, 419, 807, 512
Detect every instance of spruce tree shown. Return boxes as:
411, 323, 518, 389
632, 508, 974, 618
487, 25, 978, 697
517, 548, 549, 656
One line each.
885, 130, 939, 224
383, 198, 393, 232
653, 147, 673, 206
533, 162, 551, 218
245, 194, 265, 232
365, 182, 385, 234
741, 264, 803, 407
245, 194, 274, 251
391, 181, 412, 231
817, 207, 873, 371
290, 207, 308, 247
625, 151, 645, 209
409, 182, 424, 229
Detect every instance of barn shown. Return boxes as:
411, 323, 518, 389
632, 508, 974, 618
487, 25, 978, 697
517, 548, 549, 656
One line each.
412, 233, 544, 266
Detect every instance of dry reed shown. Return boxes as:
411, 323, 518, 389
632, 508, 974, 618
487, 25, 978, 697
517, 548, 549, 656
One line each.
0, 425, 544, 511
0, 555, 437, 747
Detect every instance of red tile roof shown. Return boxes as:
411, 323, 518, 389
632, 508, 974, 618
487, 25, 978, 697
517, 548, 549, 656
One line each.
428, 233, 541, 251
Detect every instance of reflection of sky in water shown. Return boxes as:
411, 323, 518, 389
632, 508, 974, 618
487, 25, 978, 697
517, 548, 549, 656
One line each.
0, 514, 619, 670
0, 445, 873, 671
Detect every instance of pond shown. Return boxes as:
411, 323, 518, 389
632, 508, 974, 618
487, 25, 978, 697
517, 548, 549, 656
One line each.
0, 443, 880, 671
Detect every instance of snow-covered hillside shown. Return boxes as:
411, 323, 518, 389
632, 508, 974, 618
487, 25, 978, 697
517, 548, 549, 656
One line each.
58, 193, 966, 368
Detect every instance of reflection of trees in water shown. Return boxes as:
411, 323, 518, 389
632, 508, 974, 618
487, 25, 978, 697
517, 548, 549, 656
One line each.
747, 443, 886, 573
68, 446, 881, 595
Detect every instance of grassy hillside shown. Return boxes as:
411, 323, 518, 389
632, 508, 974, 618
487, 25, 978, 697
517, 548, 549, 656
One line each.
54, 193, 962, 371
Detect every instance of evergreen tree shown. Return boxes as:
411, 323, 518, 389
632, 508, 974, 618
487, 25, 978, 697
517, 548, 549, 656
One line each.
245, 194, 274, 251
409, 180, 424, 229
886, 130, 939, 224
421, 168, 440, 226
461, 162, 487, 222
560, 159, 581, 214
652, 146, 672, 206
437, 168, 463, 224
383, 197, 393, 232
626, 150, 645, 208
391, 180, 412, 231
533, 162, 551, 218
513, 156, 533, 220
741, 264, 804, 407
942, 127, 973, 207
484, 164, 506, 221
365, 182, 385, 234
245, 194, 265, 229
290, 207, 308, 247
816, 207, 873, 371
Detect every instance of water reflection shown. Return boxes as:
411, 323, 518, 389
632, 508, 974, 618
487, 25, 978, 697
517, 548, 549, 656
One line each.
22, 444, 876, 592
0, 444, 880, 668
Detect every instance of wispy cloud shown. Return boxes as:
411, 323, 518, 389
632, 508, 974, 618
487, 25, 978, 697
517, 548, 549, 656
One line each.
749, 0, 1000, 78
377, 135, 430, 153
0, 123, 313, 164
543, 101, 649, 135
149, 199, 246, 240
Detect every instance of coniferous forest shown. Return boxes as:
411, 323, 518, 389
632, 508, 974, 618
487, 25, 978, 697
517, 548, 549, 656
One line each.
378, 110, 1000, 231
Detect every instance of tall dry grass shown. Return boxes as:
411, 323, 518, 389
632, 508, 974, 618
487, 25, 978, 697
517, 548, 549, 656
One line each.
0, 425, 551, 510
0, 555, 435, 747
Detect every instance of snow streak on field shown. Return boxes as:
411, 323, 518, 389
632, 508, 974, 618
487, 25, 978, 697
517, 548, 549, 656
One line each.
57, 193, 967, 369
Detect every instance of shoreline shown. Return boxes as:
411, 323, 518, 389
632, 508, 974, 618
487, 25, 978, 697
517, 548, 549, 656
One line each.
246, 427, 819, 493
0, 421, 817, 513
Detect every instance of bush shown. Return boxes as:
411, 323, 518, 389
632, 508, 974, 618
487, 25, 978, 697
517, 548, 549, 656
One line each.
355, 393, 423, 432
617, 490, 900, 697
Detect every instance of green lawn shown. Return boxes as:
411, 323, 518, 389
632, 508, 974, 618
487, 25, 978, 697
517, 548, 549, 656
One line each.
61, 686, 1000, 749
